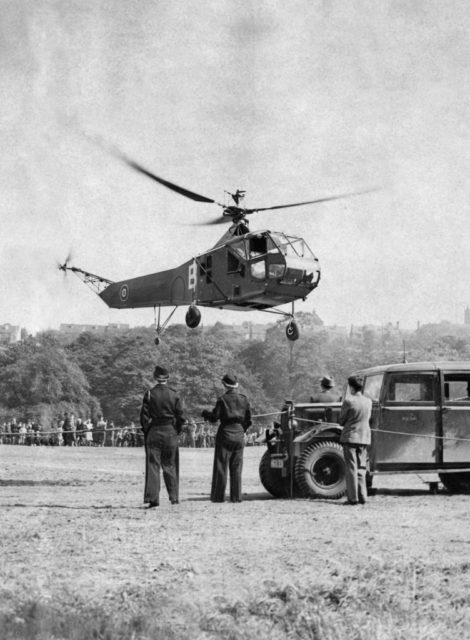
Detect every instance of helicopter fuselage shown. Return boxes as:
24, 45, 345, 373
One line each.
98, 229, 320, 312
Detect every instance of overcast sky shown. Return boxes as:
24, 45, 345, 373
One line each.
2, 0, 470, 334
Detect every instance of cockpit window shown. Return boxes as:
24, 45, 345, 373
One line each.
250, 260, 266, 279
249, 236, 267, 256
269, 233, 316, 259
230, 240, 247, 260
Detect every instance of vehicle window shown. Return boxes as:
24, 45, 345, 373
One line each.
384, 373, 436, 403
363, 374, 384, 402
205, 255, 212, 284
443, 373, 470, 402
227, 251, 243, 274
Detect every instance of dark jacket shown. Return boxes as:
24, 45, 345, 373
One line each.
140, 384, 185, 434
204, 389, 252, 432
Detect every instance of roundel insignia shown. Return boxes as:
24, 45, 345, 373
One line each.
119, 284, 129, 302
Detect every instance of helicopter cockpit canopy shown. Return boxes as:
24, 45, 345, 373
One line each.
226, 231, 320, 289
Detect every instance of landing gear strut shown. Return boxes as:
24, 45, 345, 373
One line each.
153, 304, 202, 345
153, 305, 178, 346
258, 302, 300, 341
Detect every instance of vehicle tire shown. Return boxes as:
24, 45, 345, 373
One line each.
295, 441, 346, 499
439, 472, 470, 494
259, 450, 290, 498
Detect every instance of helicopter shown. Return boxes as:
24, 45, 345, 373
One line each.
59, 150, 374, 344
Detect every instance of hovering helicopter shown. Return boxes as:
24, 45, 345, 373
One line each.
59, 150, 373, 344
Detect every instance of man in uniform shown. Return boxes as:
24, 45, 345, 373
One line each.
202, 373, 252, 503
311, 376, 342, 403
140, 365, 185, 508
338, 375, 372, 505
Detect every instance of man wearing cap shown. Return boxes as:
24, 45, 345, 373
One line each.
202, 374, 252, 503
140, 365, 186, 508
310, 376, 342, 403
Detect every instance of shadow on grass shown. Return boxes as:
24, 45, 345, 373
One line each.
371, 486, 440, 496
186, 491, 275, 502
0, 479, 85, 486
0, 597, 191, 640
2, 486, 448, 510
1, 503, 145, 510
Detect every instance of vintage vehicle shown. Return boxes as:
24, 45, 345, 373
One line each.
259, 362, 470, 498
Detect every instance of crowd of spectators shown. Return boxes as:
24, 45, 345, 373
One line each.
0, 414, 263, 448
0, 415, 144, 447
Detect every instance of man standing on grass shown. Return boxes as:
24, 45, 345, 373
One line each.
338, 375, 372, 505
140, 365, 186, 508
202, 373, 252, 503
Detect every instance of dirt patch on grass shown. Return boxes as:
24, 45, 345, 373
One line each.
1, 445, 469, 638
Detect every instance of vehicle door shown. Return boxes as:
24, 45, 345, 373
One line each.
376, 371, 439, 467
440, 370, 470, 464
197, 248, 230, 304
362, 373, 384, 470
226, 239, 247, 300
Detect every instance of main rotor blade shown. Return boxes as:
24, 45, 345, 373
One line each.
186, 217, 228, 226
79, 131, 217, 204
245, 188, 378, 214
122, 157, 217, 204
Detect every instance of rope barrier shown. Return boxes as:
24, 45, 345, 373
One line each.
292, 416, 470, 443
0, 410, 285, 440
2, 408, 470, 444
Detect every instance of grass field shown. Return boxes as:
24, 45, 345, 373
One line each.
1, 445, 469, 639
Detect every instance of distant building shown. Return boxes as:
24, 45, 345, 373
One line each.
242, 322, 268, 341
59, 323, 130, 337
465, 307, 470, 325
0, 323, 22, 344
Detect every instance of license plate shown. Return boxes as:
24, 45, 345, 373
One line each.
270, 458, 284, 469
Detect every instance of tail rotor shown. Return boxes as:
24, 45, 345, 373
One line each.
58, 251, 74, 275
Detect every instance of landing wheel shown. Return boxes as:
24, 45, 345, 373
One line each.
154, 336, 161, 346
286, 320, 299, 341
295, 441, 346, 499
185, 305, 201, 329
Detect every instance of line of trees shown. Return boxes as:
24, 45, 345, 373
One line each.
1, 315, 470, 428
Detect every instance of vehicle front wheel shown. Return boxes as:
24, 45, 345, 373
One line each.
295, 441, 346, 499
439, 472, 470, 494
259, 450, 290, 498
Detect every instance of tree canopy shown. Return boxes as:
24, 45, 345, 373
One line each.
3, 317, 470, 427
